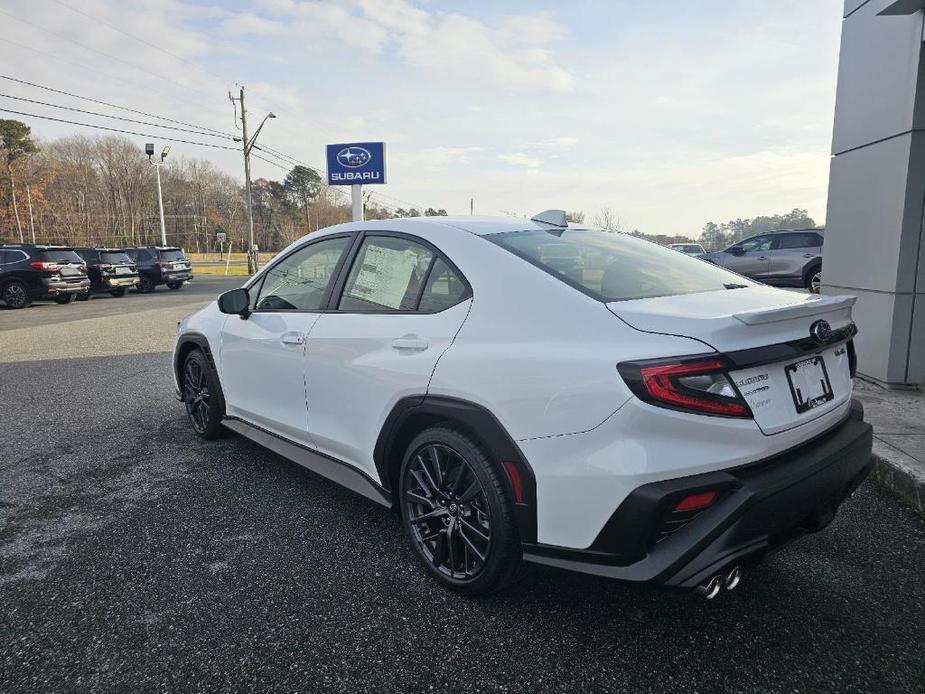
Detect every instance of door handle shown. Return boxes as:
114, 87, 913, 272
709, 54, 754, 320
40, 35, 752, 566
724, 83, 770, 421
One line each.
392, 335, 429, 351
280, 332, 305, 346
758, 256, 767, 260
803, 253, 813, 258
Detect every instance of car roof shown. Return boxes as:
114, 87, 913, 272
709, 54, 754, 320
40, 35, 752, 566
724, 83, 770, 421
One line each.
321, 215, 597, 238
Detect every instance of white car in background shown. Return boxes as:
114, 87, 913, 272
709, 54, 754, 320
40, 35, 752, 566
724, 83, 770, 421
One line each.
669, 242, 707, 255
172, 210, 872, 598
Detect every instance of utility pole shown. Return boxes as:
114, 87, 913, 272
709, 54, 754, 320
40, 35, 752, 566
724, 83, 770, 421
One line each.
470, 198, 474, 216
230, 86, 276, 274
146, 143, 170, 246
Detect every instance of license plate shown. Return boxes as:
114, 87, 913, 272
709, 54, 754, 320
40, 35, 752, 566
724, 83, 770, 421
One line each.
60, 266, 80, 276
115, 267, 131, 275
785, 356, 834, 414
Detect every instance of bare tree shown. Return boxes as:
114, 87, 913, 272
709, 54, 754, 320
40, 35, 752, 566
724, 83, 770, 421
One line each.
593, 207, 624, 232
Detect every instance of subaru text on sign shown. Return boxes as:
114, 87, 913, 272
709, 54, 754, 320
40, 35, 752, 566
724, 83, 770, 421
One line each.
326, 142, 387, 185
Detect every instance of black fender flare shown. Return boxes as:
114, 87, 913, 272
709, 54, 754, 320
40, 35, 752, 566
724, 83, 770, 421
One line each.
374, 395, 538, 543
174, 332, 224, 407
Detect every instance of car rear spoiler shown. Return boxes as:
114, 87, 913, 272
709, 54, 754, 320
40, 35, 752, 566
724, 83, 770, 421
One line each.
733, 295, 856, 325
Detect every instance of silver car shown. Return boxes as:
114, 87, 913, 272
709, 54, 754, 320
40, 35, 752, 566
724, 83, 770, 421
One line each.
700, 228, 823, 292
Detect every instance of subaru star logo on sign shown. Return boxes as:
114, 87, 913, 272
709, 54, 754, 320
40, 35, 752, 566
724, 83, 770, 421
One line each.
326, 142, 386, 185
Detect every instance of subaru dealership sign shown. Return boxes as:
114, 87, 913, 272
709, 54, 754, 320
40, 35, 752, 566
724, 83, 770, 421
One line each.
326, 142, 386, 185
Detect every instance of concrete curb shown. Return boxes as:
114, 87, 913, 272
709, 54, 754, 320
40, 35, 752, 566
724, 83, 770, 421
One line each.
870, 440, 925, 519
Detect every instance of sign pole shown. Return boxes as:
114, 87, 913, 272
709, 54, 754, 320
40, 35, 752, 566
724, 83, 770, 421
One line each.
351, 184, 364, 222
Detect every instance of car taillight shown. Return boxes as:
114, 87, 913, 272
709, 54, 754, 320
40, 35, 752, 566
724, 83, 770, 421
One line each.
95, 263, 112, 269
30, 261, 60, 271
618, 355, 751, 418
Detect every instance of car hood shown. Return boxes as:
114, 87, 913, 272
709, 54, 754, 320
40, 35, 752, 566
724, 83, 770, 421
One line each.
606, 286, 856, 353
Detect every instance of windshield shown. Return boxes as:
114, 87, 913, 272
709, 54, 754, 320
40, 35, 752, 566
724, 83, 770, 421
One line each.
40, 249, 84, 264
158, 249, 186, 262
492, 229, 756, 302
101, 252, 132, 264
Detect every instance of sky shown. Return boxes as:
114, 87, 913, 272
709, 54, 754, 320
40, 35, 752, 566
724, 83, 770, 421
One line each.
0, 0, 844, 236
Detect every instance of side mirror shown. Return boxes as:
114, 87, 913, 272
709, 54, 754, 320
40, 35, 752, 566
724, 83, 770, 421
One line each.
218, 287, 250, 318
727, 246, 744, 255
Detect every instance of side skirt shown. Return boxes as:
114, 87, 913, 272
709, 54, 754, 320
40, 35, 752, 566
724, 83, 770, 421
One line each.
222, 417, 392, 509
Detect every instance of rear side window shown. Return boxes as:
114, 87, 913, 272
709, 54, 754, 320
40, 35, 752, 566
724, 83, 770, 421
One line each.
40, 249, 84, 263
492, 229, 756, 302
101, 252, 132, 264
0, 250, 27, 265
339, 236, 435, 311
255, 236, 351, 311
418, 258, 468, 312
776, 233, 822, 249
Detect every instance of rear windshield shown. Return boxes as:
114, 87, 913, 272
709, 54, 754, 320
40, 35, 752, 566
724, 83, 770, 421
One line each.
40, 249, 84, 263
674, 244, 703, 253
492, 229, 755, 302
158, 249, 186, 261
101, 252, 132, 264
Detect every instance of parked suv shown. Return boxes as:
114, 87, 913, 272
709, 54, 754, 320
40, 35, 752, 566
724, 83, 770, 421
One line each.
173, 212, 870, 598
75, 248, 139, 297
699, 228, 824, 292
0, 244, 90, 308
126, 246, 193, 292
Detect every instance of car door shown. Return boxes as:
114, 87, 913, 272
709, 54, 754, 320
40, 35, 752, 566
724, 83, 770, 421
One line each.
219, 234, 354, 446
304, 233, 473, 480
721, 235, 772, 279
767, 232, 822, 282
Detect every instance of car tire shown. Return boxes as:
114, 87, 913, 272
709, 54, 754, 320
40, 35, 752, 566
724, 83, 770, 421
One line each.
1, 280, 31, 309
109, 287, 126, 297
54, 293, 76, 304
399, 426, 527, 596
76, 291, 90, 302
138, 275, 155, 293
167, 282, 183, 290
182, 349, 225, 440
805, 266, 822, 293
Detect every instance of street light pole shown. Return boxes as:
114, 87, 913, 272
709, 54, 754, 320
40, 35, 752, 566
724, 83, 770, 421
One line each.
146, 144, 170, 246
231, 86, 276, 274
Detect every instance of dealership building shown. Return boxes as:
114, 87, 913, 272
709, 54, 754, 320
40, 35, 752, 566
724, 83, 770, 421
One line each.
824, 0, 925, 386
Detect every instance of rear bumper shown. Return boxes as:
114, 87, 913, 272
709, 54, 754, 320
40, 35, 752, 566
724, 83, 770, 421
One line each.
163, 271, 193, 282
100, 276, 139, 288
523, 398, 872, 587
40, 278, 90, 295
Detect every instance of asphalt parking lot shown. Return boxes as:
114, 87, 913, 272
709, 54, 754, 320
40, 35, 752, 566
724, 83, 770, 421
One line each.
2, 277, 924, 693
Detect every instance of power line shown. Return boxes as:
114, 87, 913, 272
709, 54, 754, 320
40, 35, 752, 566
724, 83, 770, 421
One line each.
0, 108, 239, 150
0, 74, 231, 136
0, 92, 234, 139
0, 8, 218, 111
49, 0, 231, 85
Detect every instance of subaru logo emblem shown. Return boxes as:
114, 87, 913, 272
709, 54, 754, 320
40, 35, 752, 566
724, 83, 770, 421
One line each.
810, 319, 832, 344
336, 146, 371, 168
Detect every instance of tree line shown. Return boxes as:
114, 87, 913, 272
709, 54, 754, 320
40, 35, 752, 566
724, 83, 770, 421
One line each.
2, 118, 819, 253
0, 119, 447, 252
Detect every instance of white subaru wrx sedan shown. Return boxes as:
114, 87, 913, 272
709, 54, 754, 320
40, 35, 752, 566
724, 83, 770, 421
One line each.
173, 211, 872, 598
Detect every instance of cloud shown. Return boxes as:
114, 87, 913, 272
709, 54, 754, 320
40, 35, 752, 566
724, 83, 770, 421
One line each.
498, 153, 543, 168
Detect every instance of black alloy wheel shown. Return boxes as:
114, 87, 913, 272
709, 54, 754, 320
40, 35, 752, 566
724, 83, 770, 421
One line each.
182, 350, 224, 439
167, 282, 182, 290
400, 427, 527, 595
76, 291, 90, 302
404, 443, 492, 580
110, 287, 126, 297
2, 281, 30, 309
138, 275, 155, 293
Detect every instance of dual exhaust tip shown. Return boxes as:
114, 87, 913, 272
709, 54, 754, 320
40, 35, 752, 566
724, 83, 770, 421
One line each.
695, 566, 742, 600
